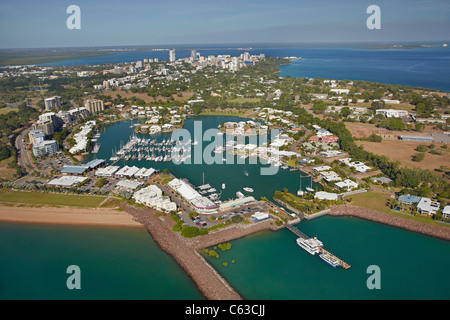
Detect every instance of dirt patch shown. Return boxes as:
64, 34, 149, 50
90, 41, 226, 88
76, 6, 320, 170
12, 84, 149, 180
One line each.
356, 140, 450, 172
105, 90, 194, 104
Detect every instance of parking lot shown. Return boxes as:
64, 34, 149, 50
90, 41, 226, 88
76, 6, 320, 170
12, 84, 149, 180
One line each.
179, 200, 273, 229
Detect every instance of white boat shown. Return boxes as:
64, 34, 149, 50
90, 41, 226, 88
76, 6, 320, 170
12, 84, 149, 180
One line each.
236, 191, 244, 199
198, 184, 211, 190
296, 237, 323, 255
207, 188, 216, 193
243, 187, 254, 193
306, 187, 315, 192
244, 170, 249, 176
319, 253, 340, 268
222, 183, 226, 189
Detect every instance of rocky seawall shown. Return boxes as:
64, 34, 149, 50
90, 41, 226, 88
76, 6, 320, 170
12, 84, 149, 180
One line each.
122, 204, 248, 300
329, 205, 450, 241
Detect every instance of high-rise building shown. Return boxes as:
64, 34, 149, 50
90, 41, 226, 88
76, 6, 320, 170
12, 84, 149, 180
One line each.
231, 57, 240, 72
28, 130, 46, 145
44, 96, 61, 111
169, 49, 176, 62
84, 99, 104, 114
191, 49, 197, 62
32, 119, 54, 136
32, 140, 59, 158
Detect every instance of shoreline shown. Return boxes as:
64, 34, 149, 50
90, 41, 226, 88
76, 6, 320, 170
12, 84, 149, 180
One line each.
121, 203, 244, 300
0, 205, 143, 228
328, 205, 450, 241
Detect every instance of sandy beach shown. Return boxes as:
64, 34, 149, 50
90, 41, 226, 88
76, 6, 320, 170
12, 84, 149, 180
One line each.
0, 205, 143, 228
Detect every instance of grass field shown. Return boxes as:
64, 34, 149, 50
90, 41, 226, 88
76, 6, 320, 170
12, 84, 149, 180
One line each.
0, 190, 107, 208
0, 107, 18, 115
199, 109, 247, 116
98, 197, 124, 208
0, 157, 17, 181
349, 190, 447, 227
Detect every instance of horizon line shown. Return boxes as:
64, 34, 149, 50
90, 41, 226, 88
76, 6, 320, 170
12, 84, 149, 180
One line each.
1, 40, 449, 51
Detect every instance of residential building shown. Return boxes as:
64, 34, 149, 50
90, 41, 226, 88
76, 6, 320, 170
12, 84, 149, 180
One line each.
44, 96, 61, 111
442, 206, 450, 219
335, 179, 359, 191
169, 49, 176, 62
314, 191, 338, 201
32, 140, 59, 157
28, 129, 45, 145
398, 194, 422, 205
133, 185, 177, 212
32, 119, 54, 136
417, 198, 441, 216
376, 109, 409, 118
84, 99, 104, 114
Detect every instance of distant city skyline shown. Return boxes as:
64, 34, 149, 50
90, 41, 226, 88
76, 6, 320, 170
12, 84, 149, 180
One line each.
0, 0, 449, 49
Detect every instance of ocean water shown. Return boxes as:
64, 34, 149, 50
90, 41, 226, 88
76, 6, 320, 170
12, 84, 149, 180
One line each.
6, 45, 450, 299
204, 216, 450, 300
80, 115, 450, 300
0, 222, 203, 300
39, 45, 450, 91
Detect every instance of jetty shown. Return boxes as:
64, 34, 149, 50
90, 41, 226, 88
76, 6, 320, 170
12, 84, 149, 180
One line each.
285, 223, 351, 269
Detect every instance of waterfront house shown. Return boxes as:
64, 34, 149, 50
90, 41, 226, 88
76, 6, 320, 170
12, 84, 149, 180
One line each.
335, 179, 359, 191
442, 206, 450, 219
314, 191, 338, 201
416, 198, 441, 216
398, 194, 422, 206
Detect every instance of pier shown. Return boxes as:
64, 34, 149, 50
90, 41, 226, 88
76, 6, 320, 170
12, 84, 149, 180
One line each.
285, 223, 351, 269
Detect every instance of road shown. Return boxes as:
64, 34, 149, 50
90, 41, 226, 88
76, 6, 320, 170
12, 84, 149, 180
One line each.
15, 127, 34, 173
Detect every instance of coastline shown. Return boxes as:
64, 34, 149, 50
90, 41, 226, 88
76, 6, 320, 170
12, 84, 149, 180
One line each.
328, 205, 450, 241
121, 203, 244, 300
0, 205, 143, 228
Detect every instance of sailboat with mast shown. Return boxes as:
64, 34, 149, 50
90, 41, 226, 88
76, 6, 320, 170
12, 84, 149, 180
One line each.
298, 173, 314, 195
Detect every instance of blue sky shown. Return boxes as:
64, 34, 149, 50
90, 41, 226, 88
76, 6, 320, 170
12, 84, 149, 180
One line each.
0, 0, 449, 48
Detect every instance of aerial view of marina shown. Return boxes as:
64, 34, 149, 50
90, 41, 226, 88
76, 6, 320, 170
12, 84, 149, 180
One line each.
0, 0, 449, 309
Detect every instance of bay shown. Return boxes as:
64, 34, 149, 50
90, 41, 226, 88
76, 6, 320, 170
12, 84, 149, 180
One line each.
0, 222, 203, 300
204, 215, 450, 300
39, 45, 450, 91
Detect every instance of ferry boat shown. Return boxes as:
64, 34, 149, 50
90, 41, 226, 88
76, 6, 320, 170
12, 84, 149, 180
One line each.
236, 191, 244, 199
319, 253, 340, 268
296, 237, 323, 255
243, 187, 254, 193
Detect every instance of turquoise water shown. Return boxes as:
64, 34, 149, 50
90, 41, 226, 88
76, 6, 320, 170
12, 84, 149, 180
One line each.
0, 222, 203, 300
85, 116, 450, 300
88, 116, 318, 202
2, 116, 450, 299
204, 216, 450, 300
